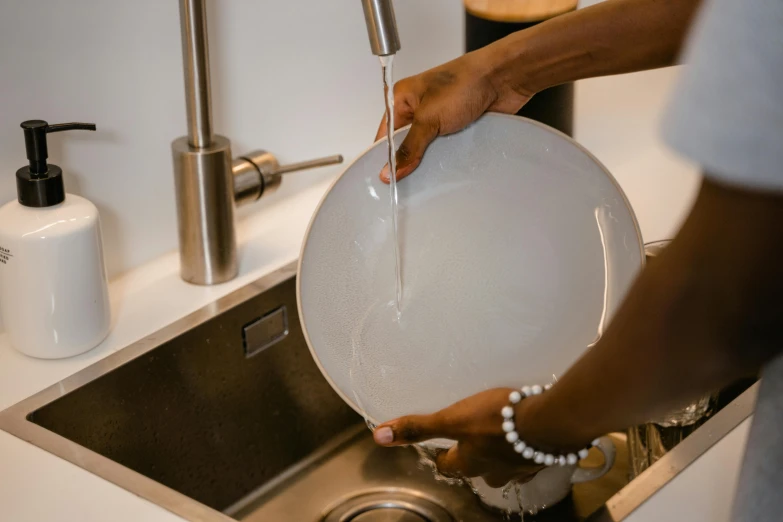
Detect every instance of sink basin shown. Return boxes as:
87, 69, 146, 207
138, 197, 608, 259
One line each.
0, 262, 757, 521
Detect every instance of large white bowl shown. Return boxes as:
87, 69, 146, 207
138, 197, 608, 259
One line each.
298, 113, 643, 426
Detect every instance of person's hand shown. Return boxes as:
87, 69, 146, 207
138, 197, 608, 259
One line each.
372, 388, 545, 487
375, 48, 532, 184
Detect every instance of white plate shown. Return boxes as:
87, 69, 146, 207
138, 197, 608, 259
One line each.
298, 113, 643, 426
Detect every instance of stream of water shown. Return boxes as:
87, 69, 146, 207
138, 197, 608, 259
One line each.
365, 54, 558, 522
379, 54, 403, 315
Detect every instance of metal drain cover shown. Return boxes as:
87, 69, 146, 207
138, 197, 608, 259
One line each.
352, 508, 427, 521
323, 491, 453, 522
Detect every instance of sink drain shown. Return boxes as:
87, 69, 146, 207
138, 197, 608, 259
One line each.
351, 508, 428, 522
323, 490, 453, 522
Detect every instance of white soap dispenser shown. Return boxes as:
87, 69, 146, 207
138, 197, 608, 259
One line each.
0, 120, 110, 359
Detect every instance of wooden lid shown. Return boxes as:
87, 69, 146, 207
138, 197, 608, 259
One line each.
464, 0, 577, 23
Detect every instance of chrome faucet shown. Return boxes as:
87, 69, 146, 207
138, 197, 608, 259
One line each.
172, 0, 343, 285
361, 0, 402, 56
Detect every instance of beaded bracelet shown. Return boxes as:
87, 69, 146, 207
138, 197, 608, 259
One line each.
501, 384, 598, 467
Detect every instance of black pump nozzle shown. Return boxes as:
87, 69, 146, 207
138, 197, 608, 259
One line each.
16, 119, 97, 208
21, 120, 96, 176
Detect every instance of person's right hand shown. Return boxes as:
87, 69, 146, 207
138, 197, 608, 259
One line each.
375, 47, 532, 183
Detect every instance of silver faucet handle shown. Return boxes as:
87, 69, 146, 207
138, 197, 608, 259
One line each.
233, 150, 343, 207
276, 154, 344, 175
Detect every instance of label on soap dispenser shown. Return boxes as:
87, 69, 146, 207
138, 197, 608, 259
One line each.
0, 245, 12, 265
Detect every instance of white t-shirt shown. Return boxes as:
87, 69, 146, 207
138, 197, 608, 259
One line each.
662, 0, 783, 519
664, 0, 783, 193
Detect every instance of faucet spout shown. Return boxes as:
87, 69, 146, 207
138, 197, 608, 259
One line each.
362, 0, 401, 56
173, 0, 236, 285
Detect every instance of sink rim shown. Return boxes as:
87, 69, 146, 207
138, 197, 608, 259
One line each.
0, 261, 757, 522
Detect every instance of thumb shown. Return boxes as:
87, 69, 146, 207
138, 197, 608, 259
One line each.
380, 117, 439, 184
373, 413, 450, 446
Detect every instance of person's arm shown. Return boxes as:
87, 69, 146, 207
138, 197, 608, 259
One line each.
517, 178, 783, 451
491, 0, 702, 98
378, 0, 702, 182
373, 178, 783, 485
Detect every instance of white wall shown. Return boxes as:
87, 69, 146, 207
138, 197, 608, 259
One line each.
0, 0, 464, 281
0, 0, 698, 277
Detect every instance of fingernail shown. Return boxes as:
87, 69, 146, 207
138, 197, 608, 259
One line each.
374, 426, 394, 445
380, 164, 390, 182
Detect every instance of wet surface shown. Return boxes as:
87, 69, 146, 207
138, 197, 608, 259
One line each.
236, 431, 630, 521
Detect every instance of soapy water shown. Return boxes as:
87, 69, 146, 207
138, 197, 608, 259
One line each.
414, 443, 468, 488
415, 443, 538, 520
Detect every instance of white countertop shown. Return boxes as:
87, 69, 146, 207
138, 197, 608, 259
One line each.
0, 71, 751, 519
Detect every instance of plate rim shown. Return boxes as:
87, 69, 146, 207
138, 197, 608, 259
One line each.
296, 112, 644, 426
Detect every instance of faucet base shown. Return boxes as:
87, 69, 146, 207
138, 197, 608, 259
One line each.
172, 135, 237, 285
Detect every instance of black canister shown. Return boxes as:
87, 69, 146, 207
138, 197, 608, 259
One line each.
465, 0, 576, 136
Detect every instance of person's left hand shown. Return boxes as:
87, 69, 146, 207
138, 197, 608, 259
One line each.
372, 388, 544, 487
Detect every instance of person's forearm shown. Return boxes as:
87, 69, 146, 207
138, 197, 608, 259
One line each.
518, 179, 783, 451
487, 0, 702, 97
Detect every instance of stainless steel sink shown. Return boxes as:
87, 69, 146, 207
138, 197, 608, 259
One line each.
0, 262, 757, 522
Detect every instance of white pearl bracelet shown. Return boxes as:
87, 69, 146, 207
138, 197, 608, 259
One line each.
501, 385, 598, 467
